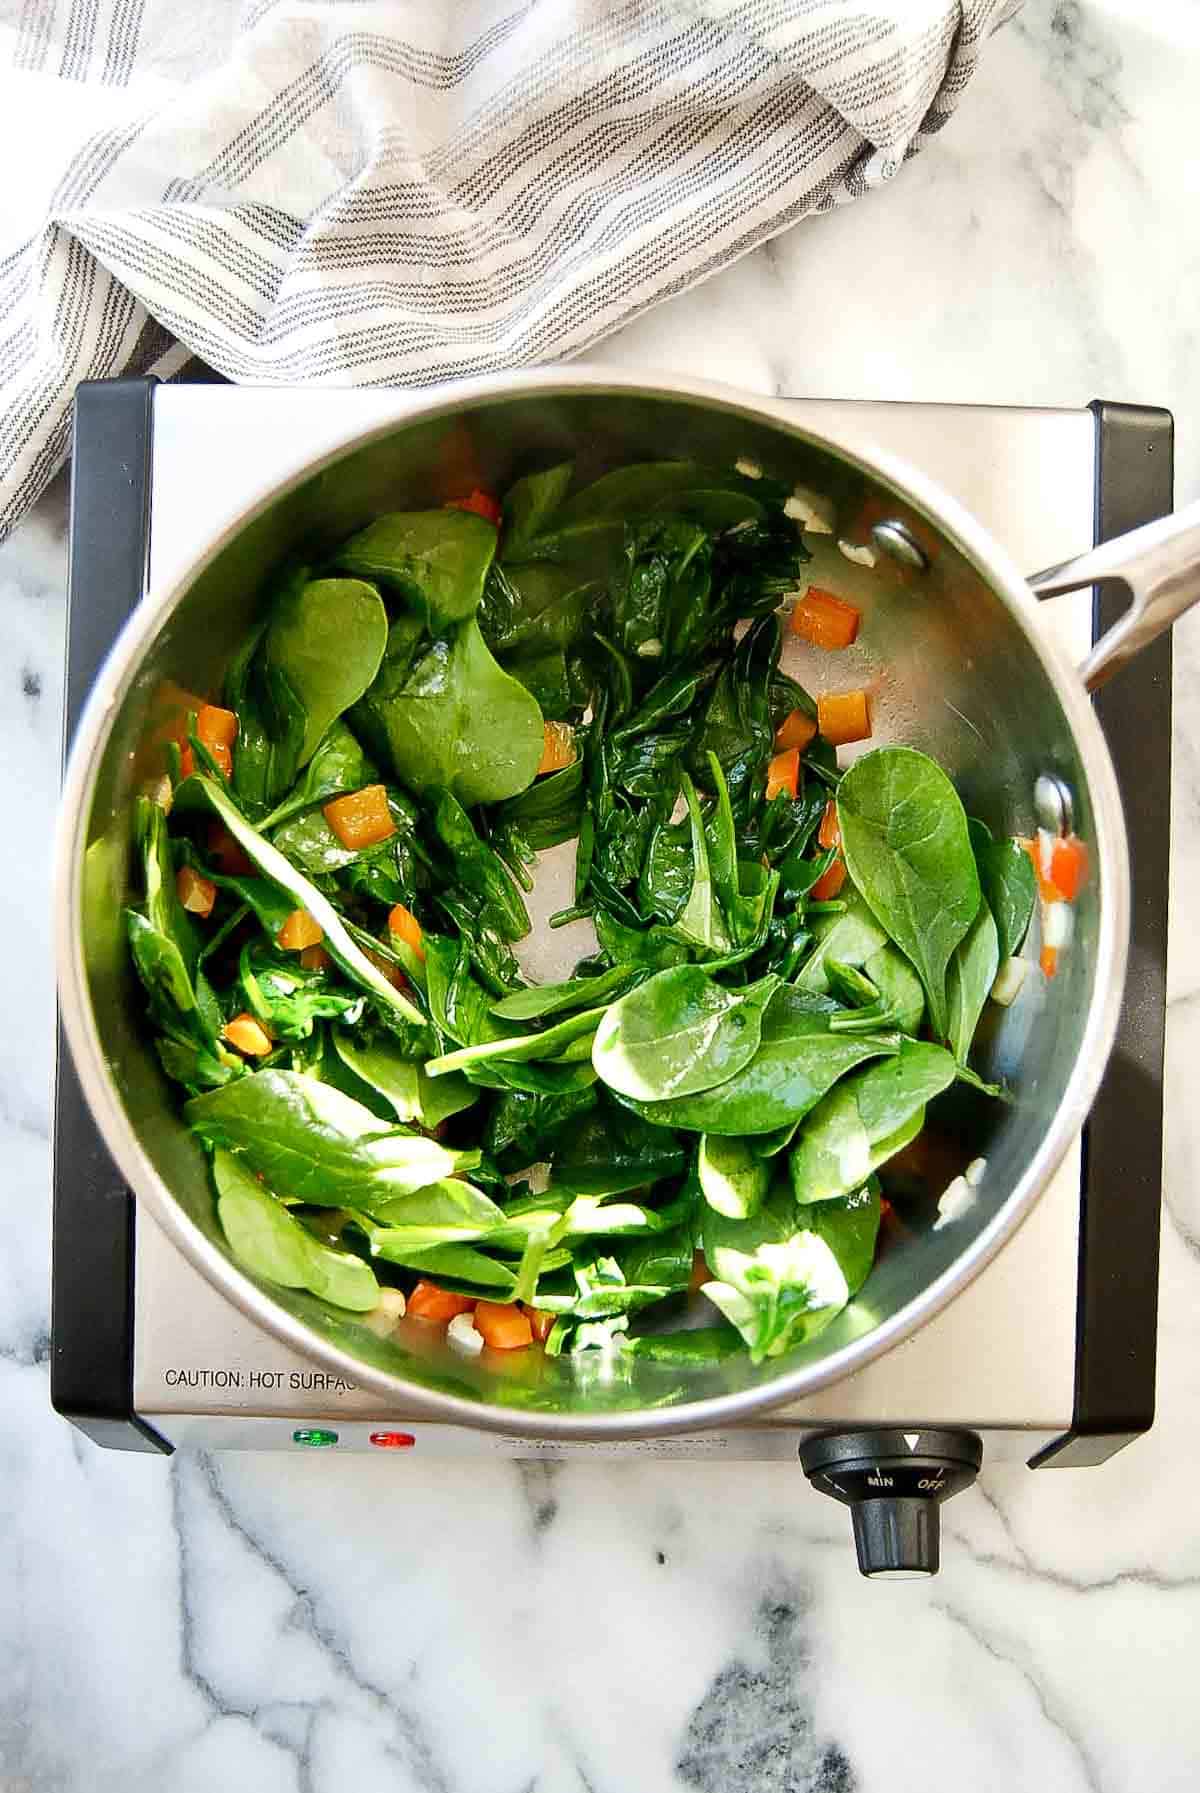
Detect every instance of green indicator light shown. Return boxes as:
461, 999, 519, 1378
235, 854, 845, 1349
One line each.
292, 1428, 338, 1447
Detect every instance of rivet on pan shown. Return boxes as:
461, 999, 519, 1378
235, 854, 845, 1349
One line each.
871, 520, 929, 571
1034, 774, 1074, 837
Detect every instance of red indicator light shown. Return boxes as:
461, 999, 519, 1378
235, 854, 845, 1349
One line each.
369, 1431, 416, 1450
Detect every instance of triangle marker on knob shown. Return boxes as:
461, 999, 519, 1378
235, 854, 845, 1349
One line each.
902, 1432, 921, 1452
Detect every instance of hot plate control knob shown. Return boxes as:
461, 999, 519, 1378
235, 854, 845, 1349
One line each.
799, 1428, 983, 1580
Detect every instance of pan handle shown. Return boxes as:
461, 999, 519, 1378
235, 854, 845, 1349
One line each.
1029, 498, 1200, 691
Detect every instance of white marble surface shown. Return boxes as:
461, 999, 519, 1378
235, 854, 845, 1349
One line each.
5, 3, 1200, 1788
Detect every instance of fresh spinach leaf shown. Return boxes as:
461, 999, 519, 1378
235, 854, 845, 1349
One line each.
354, 620, 544, 806
430, 790, 530, 942
594, 909, 693, 972
863, 943, 925, 1037
794, 890, 890, 995
977, 834, 1037, 962
259, 722, 378, 830
698, 1134, 770, 1220
836, 747, 981, 1036
946, 899, 1000, 1062
355, 1176, 505, 1238
331, 1028, 478, 1129
592, 966, 778, 1103
624, 1326, 743, 1364
788, 1041, 957, 1205
671, 771, 733, 954
501, 461, 575, 558
332, 509, 497, 630
238, 943, 365, 1041
483, 1085, 598, 1162
177, 772, 425, 1026
491, 759, 584, 853
809, 1181, 881, 1297
260, 577, 389, 773
701, 1189, 849, 1363
425, 1005, 605, 1077
549, 1095, 686, 1195
213, 1148, 380, 1311
618, 987, 900, 1135
186, 1069, 477, 1204
490, 961, 641, 1022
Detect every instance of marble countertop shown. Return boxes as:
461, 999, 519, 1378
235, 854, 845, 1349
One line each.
4, 3, 1200, 1788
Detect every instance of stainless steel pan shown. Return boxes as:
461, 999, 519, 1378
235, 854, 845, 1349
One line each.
54, 371, 1200, 1437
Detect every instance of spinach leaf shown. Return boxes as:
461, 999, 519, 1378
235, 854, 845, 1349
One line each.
156, 1034, 243, 1094
946, 900, 1000, 1063
490, 961, 641, 1022
569, 1225, 694, 1318
618, 987, 900, 1135
127, 913, 229, 1066
788, 1041, 957, 1205
592, 966, 778, 1103
354, 620, 544, 806
135, 795, 200, 974
709, 506, 812, 626
794, 890, 890, 995
554, 461, 768, 528
238, 943, 365, 1041
479, 561, 598, 659
612, 517, 711, 662
269, 787, 419, 879
810, 1181, 881, 1297
260, 577, 389, 771
863, 943, 925, 1037
612, 662, 717, 744
689, 614, 779, 808
836, 747, 981, 1037
177, 772, 425, 1026
186, 1069, 477, 1204
701, 1190, 849, 1363
213, 1149, 380, 1311
501, 461, 575, 558
356, 1176, 505, 1238
429, 790, 530, 942
332, 509, 497, 630
698, 1134, 769, 1220
483, 1085, 598, 1162
976, 833, 1037, 962
549, 1095, 686, 1194
670, 771, 731, 953
369, 1237, 518, 1292
425, 1005, 606, 1077
259, 722, 378, 830
331, 1029, 478, 1129
491, 759, 584, 854
594, 910, 693, 973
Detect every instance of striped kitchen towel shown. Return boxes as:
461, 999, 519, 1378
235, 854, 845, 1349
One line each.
0, 0, 1019, 541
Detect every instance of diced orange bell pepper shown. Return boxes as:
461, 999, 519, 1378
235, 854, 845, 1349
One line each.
206, 825, 255, 876
323, 785, 396, 850
817, 690, 871, 746
1048, 834, 1090, 903
446, 489, 502, 527
765, 747, 800, 802
810, 857, 847, 902
537, 720, 576, 776
817, 797, 841, 851
176, 865, 216, 918
180, 705, 237, 781
790, 587, 861, 650
299, 944, 331, 972
523, 1307, 556, 1343
277, 908, 323, 951
407, 1282, 475, 1324
474, 1301, 534, 1350
774, 707, 817, 753
223, 1012, 274, 1057
387, 903, 425, 960
1040, 945, 1059, 980
1021, 836, 1061, 905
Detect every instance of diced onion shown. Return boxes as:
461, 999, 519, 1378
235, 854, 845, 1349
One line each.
1043, 902, 1075, 950
838, 539, 877, 568
933, 1174, 976, 1232
363, 1288, 407, 1337
636, 638, 663, 657
965, 1157, 987, 1188
447, 1312, 483, 1357
785, 485, 836, 534
990, 956, 1028, 1007
735, 456, 763, 480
